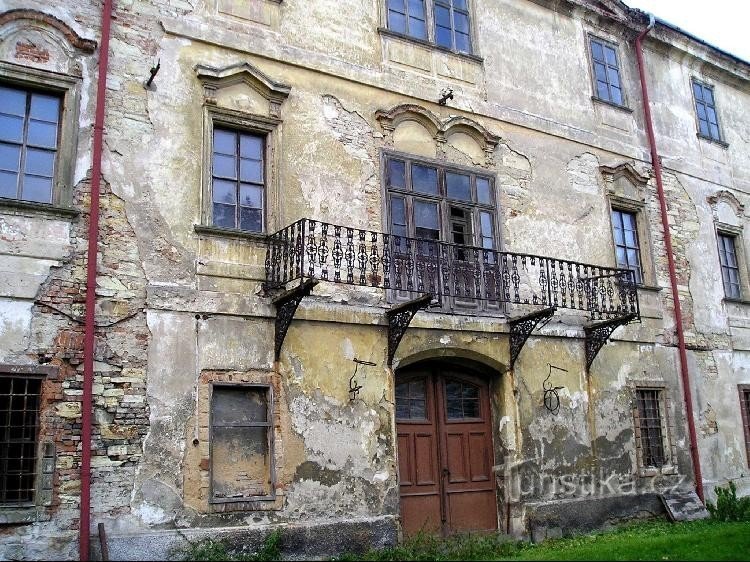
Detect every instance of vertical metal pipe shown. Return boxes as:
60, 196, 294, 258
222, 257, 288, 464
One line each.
81, 0, 113, 558
634, 14, 704, 501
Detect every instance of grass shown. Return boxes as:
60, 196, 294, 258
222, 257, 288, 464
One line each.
335, 519, 750, 561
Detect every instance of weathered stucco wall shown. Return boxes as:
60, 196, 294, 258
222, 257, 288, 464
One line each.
1, 0, 749, 559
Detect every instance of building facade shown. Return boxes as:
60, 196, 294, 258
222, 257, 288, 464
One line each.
0, 0, 749, 559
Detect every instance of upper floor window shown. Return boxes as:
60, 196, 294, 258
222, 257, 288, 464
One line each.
717, 232, 741, 299
387, 0, 427, 40
386, 154, 495, 252
211, 128, 265, 233
0, 85, 61, 204
384, 0, 473, 55
590, 37, 623, 106
692, 80, 722, 142
434, 0, 472, 53
611, 209, 643, 284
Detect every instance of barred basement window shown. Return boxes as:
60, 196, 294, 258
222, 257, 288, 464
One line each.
0, 376, 41, 505
740, 385, 750, 467
636, 388, 666, 468
210, 385, 274, 502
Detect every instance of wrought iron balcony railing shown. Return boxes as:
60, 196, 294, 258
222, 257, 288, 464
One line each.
264, 218, 640, 321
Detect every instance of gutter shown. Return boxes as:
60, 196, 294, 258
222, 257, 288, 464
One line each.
634, 14, 704, 502
81, 0, 113, 559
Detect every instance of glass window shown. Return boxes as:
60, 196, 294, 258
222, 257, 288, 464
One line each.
388, 0, 428, 40
0, 376, 42, 504
636, 388, 666, 468
590, 38, 623, 106
692, 81, 722, 142
433, 0, 472, 53
611, 209, 643, 284
211, 129, 265, 232
445, 379, 480, 419
718, 233, 741, 299
0, 86, 61, 203
741, 386, 750, 467
396, 378, 427, 420
211, 386, 273, 501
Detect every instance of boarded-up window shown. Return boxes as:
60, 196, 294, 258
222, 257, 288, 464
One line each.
210, 385, 273, 502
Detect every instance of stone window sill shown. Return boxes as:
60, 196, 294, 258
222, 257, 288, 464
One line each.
639, 464, 678, 477
591, 96, 633, 113
723, 297, 750, 306
637, 284, 663, 293
0, 506, 46, 525
194, 224, 268, 243
697, 133, 729, 149
377, 27, 484, 65
0, 197, 79, 219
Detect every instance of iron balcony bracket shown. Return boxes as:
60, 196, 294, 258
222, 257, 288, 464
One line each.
272, 279, 319, 361
584, 312, 637, 370
508, 306, 557, 368
386, 294, 432, 366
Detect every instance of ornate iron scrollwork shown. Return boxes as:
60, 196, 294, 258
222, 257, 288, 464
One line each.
584, 312, 637, 370
508, 306, 556, 368
386, 294, 432, 366
272, 279, 318, 360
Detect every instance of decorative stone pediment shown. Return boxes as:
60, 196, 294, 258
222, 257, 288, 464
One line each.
0, 9, 97, 75
601, 162, 650, 207
376, 103, 500, 166
195, 62, 291, 118
708, 190, 745, 227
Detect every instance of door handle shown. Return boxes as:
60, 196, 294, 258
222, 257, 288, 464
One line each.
442, 468, 450, 477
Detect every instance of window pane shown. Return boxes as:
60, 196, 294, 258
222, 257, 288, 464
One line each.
607, 67, 620, 88
436, 25, 452, 48
624, 228, 637, 247
454, 0, 468, 10
594, 62, 607, 82
412, 164, 438, 194
476, 177, 492, 204
0, 115, 24, 143
240, 158, 262, 183
709, 123, 720, 140
692, 82, 703, 101
240, 135, 263, 159
597, 81, 609, 100
611, 86, 623, 105
24, 148, 54, 177
240, 184, 263, 209
591, 41, 604, 62
0, 144, 21, 172
389, 10, 407, 33
0, 87, 26, 116
706, 107, 718, 126
408, 0, 425, 17
29, 94, 60, 123
27, 120, 58, 149
388, 159, 406, 188
212, 426, 270, 499
240, 207, 263, 232
0, 170, 18, 198
391, 196, 406, 225
414, 200, 439, 229
213, 154, 236, 179
21, 175, 53, 203
446, 172, 471, 200
213, 202, 236, 228
480, 211, 493, 237
388, 0, 406, 12
626, 249, 639, 267
604, 46, 618, 67
435, 4, 451, 26
455, 32, 471, 53
213, 179, 236, 204
213, 130, 236, 155
213, 387, 268, 424
698, 119, 710, 137
410, 18, 427, 39
696, 104, 706, 120
455, 12, 469, 33
615, 246, 626, 267
703, 87, 714, 105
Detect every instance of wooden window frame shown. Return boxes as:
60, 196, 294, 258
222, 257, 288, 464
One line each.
0, 62, 80, 213
433, 0, 473, 54
208, 382, 276, 504
692, 79, 725, 144
588, 35, 625, 108
714, 224, 750, 302
739, 385, 750, 468
611, 208, 643, 285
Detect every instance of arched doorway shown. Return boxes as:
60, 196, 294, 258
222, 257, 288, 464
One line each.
396, 359, 498, 536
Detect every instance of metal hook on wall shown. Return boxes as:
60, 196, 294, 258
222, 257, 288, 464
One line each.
350, 358, 376, 401
543, 363, 567, 415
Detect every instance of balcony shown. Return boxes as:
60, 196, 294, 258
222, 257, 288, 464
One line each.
264, 218, 640, 367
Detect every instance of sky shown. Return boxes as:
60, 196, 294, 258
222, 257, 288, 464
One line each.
622, 0, 750, 63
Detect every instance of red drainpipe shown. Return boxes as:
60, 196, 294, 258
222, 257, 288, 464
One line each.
634, 14, 704, 502
81, 0, 113, 559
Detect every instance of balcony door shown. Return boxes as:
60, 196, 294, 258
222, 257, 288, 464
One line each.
396, 363, 498, 536
385, 154, 499, 308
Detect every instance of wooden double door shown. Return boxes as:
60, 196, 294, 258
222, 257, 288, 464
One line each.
396, 364, 497, 536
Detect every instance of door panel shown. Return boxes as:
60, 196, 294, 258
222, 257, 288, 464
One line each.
397, 366, 497, 536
